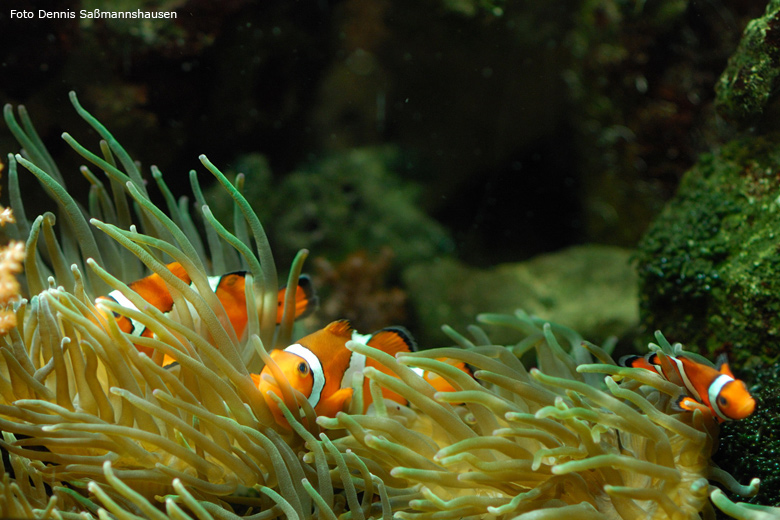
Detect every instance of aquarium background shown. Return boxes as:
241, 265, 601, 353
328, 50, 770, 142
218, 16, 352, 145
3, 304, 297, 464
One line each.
1, 0, 764, 346
2, 0, 780, 513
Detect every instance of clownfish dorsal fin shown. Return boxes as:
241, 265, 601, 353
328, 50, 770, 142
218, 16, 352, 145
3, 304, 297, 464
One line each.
715, 353, 735, 377
325, 319, 354, 339
368, 326, 417, 356
166, 262, 189, 281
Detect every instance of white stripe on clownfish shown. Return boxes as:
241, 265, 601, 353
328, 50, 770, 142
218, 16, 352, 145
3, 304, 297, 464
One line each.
102, 290, 145, 337
284, 343, 325, 408
707, 373, 734, 422
340, 331, 372, 390
668, 355, 703, 402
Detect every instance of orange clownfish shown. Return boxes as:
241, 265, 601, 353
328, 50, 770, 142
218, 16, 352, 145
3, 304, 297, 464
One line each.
254, 319, 471, 427
620, 352, 755, 422
95, 262, 317, 361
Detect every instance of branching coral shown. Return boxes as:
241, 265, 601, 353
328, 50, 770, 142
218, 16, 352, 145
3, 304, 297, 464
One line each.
0, 93, 765, 520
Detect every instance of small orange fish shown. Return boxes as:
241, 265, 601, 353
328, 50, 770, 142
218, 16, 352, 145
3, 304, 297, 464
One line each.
255, 319, 471, 427
95, 262, 317, 362
620, 352, 755, 422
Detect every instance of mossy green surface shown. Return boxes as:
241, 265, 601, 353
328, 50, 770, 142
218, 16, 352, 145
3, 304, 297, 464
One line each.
716, 0, 780, 125
636, 133, 780, 364
714, 362, 780, 507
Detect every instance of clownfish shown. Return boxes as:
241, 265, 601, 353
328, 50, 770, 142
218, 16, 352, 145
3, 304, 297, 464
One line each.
254, 319, 471, 427
95, 261, 317, 361
620, 352, 755, 422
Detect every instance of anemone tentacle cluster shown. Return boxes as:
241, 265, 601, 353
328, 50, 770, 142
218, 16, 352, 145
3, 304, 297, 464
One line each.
0, 93, 767, 519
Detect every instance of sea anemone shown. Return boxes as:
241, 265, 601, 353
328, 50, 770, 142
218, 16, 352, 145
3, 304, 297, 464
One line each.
0, 93, 763, 519
315, 313, 763, 520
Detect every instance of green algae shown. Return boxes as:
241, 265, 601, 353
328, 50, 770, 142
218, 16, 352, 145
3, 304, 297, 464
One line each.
716, 0, 780, 125
636, 133, 780, 364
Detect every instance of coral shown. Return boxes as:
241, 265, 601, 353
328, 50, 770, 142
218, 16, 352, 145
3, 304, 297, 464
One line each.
208, 148, 453, 268
0, 163, 24, 335
635, 132, 780, 365
312, 247, 408, 333
0, 241, 24, 333
0, 94, 762, 519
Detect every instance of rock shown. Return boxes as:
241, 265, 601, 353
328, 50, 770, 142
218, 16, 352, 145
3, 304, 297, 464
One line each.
716, 0, 780, 126
403, 244, 638, 348
636, 133, 780, 362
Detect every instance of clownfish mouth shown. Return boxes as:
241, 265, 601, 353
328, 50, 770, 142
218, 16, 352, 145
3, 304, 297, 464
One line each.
733, 397, 756, 420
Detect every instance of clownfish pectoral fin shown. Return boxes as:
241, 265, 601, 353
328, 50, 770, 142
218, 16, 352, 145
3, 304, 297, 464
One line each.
368, 327, 416, 356
672, 395, 710, 415
276, 275, 319, 324
672, 395, 695, 412
318, 387, 354, 417
250, 373, 262, 390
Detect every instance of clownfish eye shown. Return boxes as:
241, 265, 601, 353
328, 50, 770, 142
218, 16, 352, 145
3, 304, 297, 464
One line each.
297, 362, 309, 376
718, 396, 728, 406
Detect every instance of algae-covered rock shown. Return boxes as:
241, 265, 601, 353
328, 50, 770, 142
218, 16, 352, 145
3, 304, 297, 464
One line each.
716, 0, 780, 125
636, 133, 780, 363
403, 244, 638, 348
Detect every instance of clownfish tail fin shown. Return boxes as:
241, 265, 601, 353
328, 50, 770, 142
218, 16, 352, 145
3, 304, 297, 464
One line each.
277, 275, 319, 322
369, 326, 417, 355
295, 275, 319, 319
619, 354, 642, 367
620, 353, 659, 372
